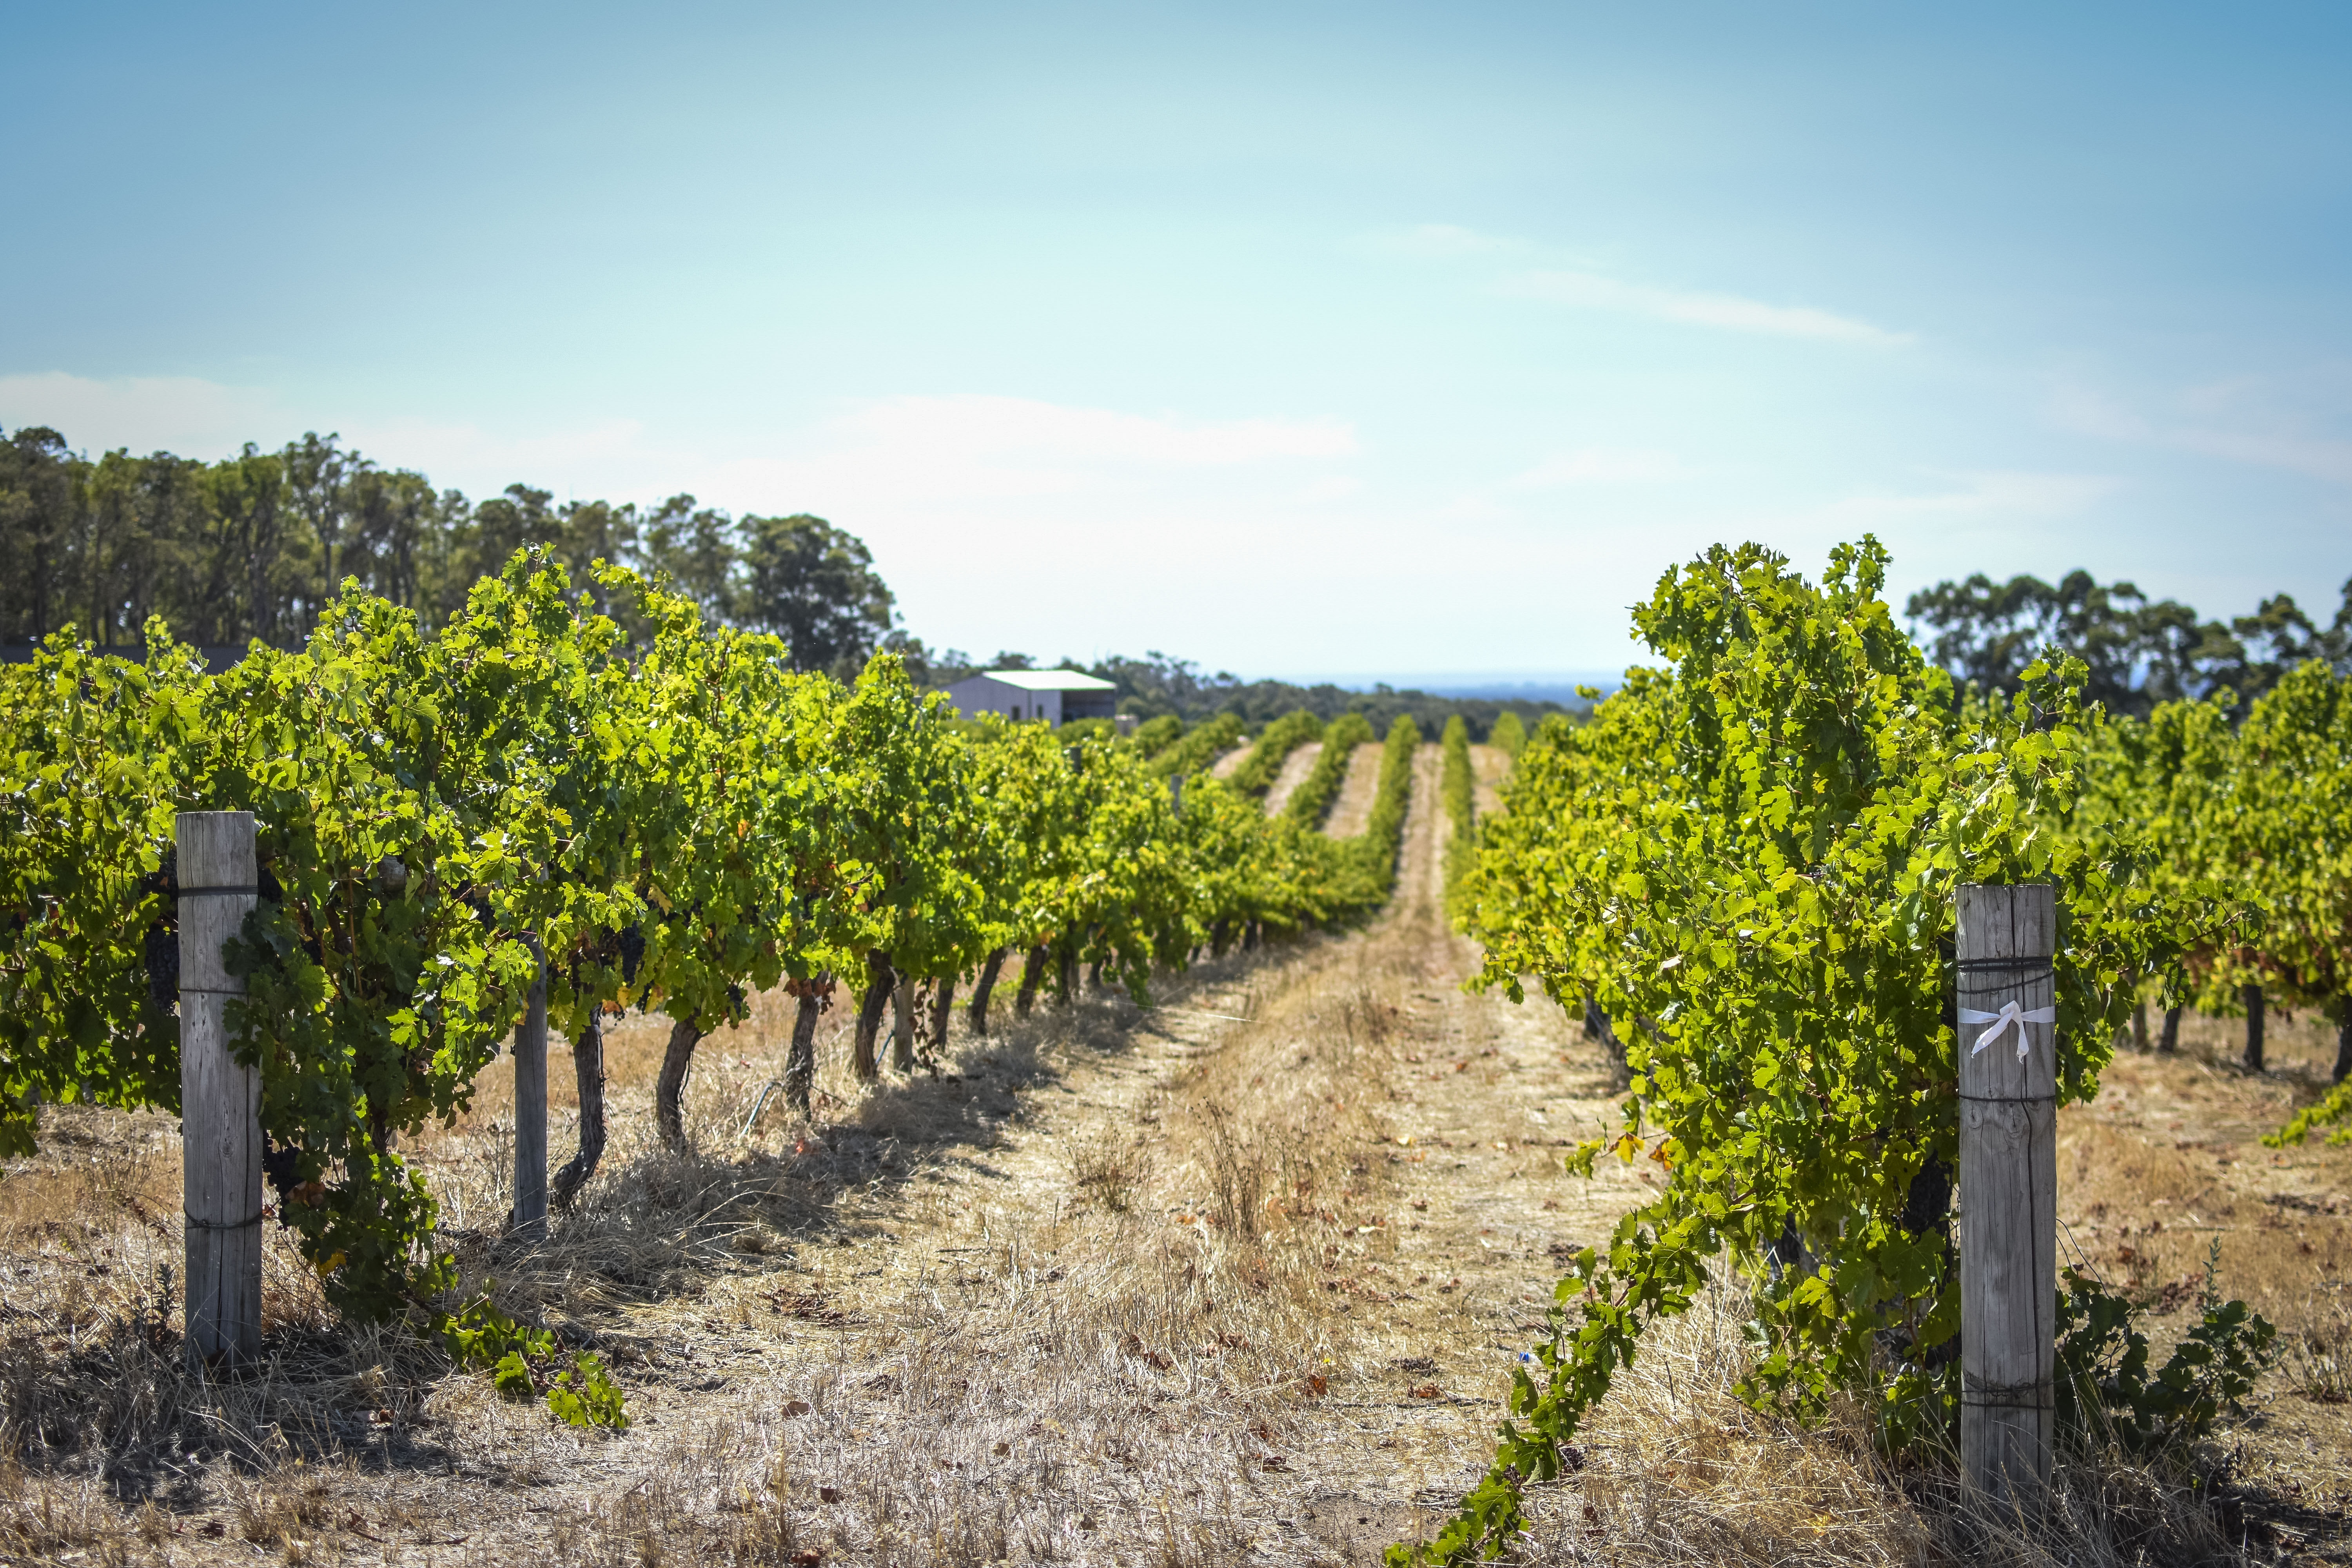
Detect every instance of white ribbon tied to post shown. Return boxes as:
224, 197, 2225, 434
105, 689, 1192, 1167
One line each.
1960, 1000, 2056, 1061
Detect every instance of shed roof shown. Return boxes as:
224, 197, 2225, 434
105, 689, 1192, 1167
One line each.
966, 668, 1118, 693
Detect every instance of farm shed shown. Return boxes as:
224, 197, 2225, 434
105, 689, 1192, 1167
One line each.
946, 668, 1119, 726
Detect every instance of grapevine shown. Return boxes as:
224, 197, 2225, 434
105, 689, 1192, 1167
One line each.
2, 547, 1405, 1333
1147, 711, 1245, 779
1228, 708, 1323, 795
1418, 539, 2243, 1563
1439, 713, 1474, 902
1282, 711, 1374, 828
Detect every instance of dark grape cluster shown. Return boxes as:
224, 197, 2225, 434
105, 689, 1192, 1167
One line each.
142, 919, 178, 1014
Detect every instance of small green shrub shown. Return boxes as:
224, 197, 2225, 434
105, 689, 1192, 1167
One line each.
439, 1289, 553, 1367
2054, 1250, 2276, 1453
548, 1354, 630, 1430
492, 1350, 537, 1400
437, 1287, 630, 1430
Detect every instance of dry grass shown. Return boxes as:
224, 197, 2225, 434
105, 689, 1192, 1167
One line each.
1, 746, 2345, 1563
2056, 1001, 2352, 1544
1519, 1267, 2273, 1567
1320, 743, 1390, 839
1466, 745, 1508, 821
1262, 741, 1322, 817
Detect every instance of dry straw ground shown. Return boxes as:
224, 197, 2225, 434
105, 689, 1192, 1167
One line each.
1260, 744, 1321, 818
3, 744, 2350, 1565
1316, 746, 1388, 839
1206, 747, 1253, 782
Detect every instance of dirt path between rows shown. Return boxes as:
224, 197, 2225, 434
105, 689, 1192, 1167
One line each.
2, 746, 1648, 1567
1319, 744, 1388, 839
1467, 745, 1507, 820
16, 746, 2352, 1566
1262, 742, 1321, 817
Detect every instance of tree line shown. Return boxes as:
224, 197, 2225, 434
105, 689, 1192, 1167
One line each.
2, 423, 1570, 740
0, 425, 902, 677
1907, 566, 2352, 717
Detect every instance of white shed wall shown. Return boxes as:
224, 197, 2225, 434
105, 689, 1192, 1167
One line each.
947, 675, 1063, 725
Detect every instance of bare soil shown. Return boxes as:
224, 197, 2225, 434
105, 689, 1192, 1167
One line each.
1209, 746, 1252, 781
5, 752, 2350, 1565
1262, 742, 1321, 817
1467, 746, 1507, 821
1319, 744, 1387, 839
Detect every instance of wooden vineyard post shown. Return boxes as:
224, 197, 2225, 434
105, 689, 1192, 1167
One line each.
1169, 774, 1183, 815
1956, 883, 2058, 1510
177, 811, 263, 1365
512, 935, 548, 1241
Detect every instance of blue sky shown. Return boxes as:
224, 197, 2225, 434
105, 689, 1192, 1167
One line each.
4, 2, 2347, 679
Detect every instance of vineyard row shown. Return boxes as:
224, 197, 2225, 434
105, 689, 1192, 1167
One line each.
0, 550, 1420, 1333
1408, 536, 2345, 1563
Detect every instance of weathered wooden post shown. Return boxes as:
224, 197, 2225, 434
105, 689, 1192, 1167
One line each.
1956, 883, 2058, 1509
1169, 774, 1183, 815
511, 935, 548, 1241
177, 811, 263, 1365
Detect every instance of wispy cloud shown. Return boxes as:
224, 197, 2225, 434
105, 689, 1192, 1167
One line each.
1364, 226, 1911, 347
1297, 474, 1365, 503
2051, 376, 2352, 486
343, 415, 662, 487
0, 371, 285, 456
1506, 447, 1686, 488
0, 372, 680, 497
1432, 446, 1688, 525
2045, 383, 2150, 443
704, 395, 1358, 516
1375, 223, 1522, 259
1504, 269, 1912, 347
820, 394, 1354, 468
1817, 470, 2120, 524
0, 378, 1358, 514
2173, 426, 2352, 485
